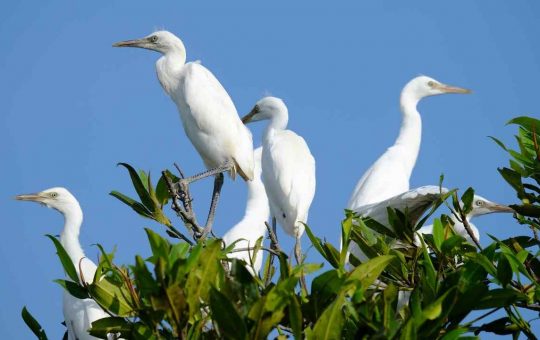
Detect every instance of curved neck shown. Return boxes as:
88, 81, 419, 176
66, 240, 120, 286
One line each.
394, 92, 422, 175
263, 109, 289, 140
156, 49, 186, 95
59, 203, 85, 276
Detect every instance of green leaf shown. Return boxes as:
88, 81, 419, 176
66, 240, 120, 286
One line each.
145, 228, 171, 261
289, 294, 303, 339
497, 255, 512, 286
45, 234, 79, 283
209, 287, 247, 340
309, 292, 346, 340
346, 255, 394, 293
54, 279, 89, 299
461, 187, 475, 214
89, 317, 132, 337
88, 277, 134, 316
185, 240, 223, 317
488, 136, 508, 151
155, 174, 170, 206
432, 218, 444, 250
109, 191, 153, 219
117, 162, 156, 211
21, 307, 48, 340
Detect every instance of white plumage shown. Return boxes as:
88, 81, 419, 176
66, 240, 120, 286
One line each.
347, 76, 470, 210
242, 97, 316, 262
113, 31, 254, 181
16, 188, 109, 340
223, 147, 270, 274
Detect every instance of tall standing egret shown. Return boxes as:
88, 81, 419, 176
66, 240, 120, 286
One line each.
242, 97, 316, 264
223, 147, 270, 275
416, 194, 514, 245
16, 188, 109, 340
113, 31, 254, 233
347, 76, 471, 210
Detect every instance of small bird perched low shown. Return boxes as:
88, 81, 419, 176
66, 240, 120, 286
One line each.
416, 194, 514, 245
223, 147, 270, 275
16, 188, 109, 340
113, 30, 254, 234
242, 96, 316, 265
347, 76, 471, 210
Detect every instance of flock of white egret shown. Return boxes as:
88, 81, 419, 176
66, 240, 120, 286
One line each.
15, 30, 514, 339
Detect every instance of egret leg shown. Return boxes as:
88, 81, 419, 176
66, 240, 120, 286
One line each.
294, 235, 302, 265
180, 162, 233, 185
201, 173, 224, 237
272, 217, 278, 246
295, 235, 308, 293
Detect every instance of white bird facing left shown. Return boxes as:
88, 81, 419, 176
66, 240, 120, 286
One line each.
416, 194, 514, 245
113, 31, 254, 232
223, 147, 270, 275
16, 188, 109, 340
242, 97, 316, 264
347, 76, 471, 210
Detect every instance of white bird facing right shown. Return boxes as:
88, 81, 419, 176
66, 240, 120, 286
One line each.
242, 97, 316, 264
416, 194, 514, 245
113, 31, 254, 232
223, 147, 270, 275
347, 76, 471, 210
16, 188, 108, 340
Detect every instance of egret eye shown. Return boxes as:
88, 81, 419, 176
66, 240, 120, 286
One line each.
476, 200, 484, 206
49, 192, 58, 198
254, 105, 261, 113
427, 81, 435, 87
149, 35, 158, 43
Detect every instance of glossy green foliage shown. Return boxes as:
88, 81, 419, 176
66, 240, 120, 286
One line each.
23, 116, 540, 339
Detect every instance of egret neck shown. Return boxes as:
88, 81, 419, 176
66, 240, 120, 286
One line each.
59, 201, 86, 277
394, 89, 422, 180
263, 106, 289, 142
156, 46, 186, 95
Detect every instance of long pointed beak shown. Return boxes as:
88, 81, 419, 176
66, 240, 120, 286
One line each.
437, 83, 472, 94
490, 203, 515, 213
15, 193, 46, 203
241, 107, 258, 124
112, 38, 145, 48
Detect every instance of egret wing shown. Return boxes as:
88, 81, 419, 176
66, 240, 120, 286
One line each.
263, 130, 316, 236
354, 185, 449, 228
179, 63, 254, 179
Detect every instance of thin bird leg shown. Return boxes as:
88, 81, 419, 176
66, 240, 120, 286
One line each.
295, 234, 308, 294
180, 161, 233, 185
264, 218, 279, 286
201, 173, 224, 238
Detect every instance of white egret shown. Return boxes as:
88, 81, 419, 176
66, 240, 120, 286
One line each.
347, 76, 471, 210
113, 31, 254, 233
223, 147, 270, 275
242, 97, 316, 264
416, 194, 514, 245
16, 188, 109, 340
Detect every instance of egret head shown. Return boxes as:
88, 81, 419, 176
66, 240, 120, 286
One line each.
15, 187, 79, 215
113, 30, 185, 55
403, 76, 471, 101
242, 96, 288, 124
465, 195, 514, 219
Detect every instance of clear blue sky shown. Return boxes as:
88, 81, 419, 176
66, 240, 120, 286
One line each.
2, 1, 539, 338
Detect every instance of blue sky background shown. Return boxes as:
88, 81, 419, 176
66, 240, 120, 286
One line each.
2, 1, 539, 338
